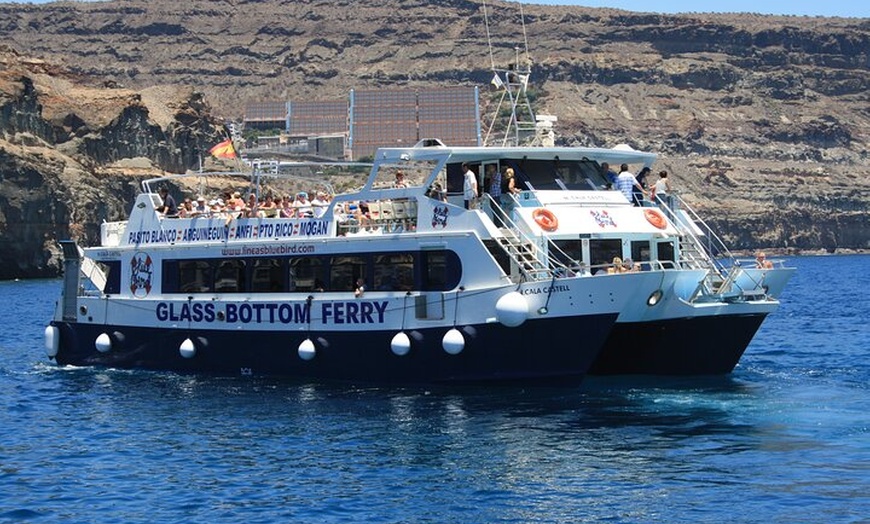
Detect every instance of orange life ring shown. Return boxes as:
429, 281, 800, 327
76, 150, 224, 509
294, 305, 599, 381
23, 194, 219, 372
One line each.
644, 209, 667, 229
533, 208, 559, 232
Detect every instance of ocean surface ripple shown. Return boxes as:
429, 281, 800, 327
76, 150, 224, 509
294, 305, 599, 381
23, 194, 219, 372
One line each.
1, 255, 868, 523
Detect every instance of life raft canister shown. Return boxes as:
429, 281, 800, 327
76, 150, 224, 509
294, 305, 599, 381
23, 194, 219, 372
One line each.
644, 209, 667, 229
532, 208, 559, 232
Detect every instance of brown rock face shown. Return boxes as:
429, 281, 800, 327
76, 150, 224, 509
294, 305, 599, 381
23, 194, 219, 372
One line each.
0, 47, 225, 279
0, 1, 868, 278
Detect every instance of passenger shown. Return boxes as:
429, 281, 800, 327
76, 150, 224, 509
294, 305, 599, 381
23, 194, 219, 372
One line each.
209, 199, 226, 218
608, 256, 623, 274
462, 162, 478, 210
260, 194, 278, 218
616, 164, 645, 206
279, 195, 295, 218
354, 278, 366, 298
755, 252, 774, 269
156, 186, 178, 216
393, 171, 407, 188
227, 191, 245, 212
600, 162, 618, 186
194, 196, 208, 216
634, 167, 651, 206
244, 193, 260, 218
311, 192, 329, 218
486, 165, 503, 225
177, 198, 194, 218
651, 170, 672, 208
487, 165, 502, 198
294, 192, 313, 217
501, 168, 521, 218
427, 182, 447, 202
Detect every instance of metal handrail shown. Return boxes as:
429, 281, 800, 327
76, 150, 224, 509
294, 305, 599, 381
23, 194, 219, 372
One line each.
479, 193, 572, 281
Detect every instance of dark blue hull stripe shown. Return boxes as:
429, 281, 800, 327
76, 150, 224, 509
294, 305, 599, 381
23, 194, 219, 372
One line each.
51, 313, 618, 384
590, 313, 769, 376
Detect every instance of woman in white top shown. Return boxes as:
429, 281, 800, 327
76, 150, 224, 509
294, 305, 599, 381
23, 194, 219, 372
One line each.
651, 170, 671, 204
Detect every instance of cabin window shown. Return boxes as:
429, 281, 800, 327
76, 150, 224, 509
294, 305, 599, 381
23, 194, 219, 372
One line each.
289, 257, 325, 292
215, 260, 245, 293
631, 241, 651, 270
552, 240, 584, 266
589, 239, 623, 273
100, 261, 121, 295
657, 241, 676, 269
179, 260, 213, 293
373, 253, 414, 291
251, 258, 284, 292
330, 256, 366, 292
421, 250, 461, 291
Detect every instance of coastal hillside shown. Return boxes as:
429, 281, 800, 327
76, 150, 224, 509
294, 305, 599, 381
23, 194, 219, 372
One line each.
0, 0, 868, 277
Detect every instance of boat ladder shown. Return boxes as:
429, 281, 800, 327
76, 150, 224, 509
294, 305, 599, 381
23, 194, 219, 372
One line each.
497, 229, 551, 282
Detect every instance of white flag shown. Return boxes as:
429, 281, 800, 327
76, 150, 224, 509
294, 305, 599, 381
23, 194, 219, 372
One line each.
519, 74, 529, 90
491, 73, 504, 89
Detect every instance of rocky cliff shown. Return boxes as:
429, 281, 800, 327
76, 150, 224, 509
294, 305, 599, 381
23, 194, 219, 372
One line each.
0, 0, 868, 278
0, 47, 225, 279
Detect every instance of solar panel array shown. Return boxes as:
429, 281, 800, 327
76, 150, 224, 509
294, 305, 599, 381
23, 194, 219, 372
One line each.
243, 101, 288, 129
350, 89, 419, 160
244, 88, 480, 159
418, 87, 480, 147
350, 87, 479, 160
287, 100, 348, 136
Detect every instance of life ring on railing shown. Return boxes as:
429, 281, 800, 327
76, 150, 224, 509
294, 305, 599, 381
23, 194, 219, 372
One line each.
644, 209, 667, 230
532, 208, 559, 232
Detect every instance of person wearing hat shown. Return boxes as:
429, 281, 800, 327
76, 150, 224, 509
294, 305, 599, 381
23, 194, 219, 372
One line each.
227, 191, 245, 211
193, 196, 208, 216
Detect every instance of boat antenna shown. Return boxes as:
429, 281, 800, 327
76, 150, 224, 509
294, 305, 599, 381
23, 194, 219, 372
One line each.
481, 1, 537, 147
482, 0, 496, 71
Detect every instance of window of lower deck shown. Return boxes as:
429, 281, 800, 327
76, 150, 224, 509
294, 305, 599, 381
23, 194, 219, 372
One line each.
215, 260, 246, 293
631, 241, 651, 269
552, 240, 584, 266
99, 261, 121, 295
657, 241, 676, 269
251, 258, 284, 292
178, 260, 213, 293
289, 257, 325, 292
373, 253, 414, 291
330, 256, 366, 293
589, 239, 623, 274
421, 250, 460, 291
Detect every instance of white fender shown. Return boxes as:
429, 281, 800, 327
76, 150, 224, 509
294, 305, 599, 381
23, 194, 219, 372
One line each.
95, 333, 112, 353
179, 338, 196, 359
442, 328, 465, 355
298, 339, 316, 361
495, 291, 529, 327
391, 332, 411, 356
44, 325, 60, 358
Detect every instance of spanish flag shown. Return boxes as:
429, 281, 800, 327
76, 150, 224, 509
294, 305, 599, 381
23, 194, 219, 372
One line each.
209, 139, 237, 159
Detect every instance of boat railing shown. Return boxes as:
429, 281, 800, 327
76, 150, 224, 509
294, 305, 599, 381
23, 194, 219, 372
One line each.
656, 193, 770, 297
656, 193, 733, 274
480, 193, 573, 282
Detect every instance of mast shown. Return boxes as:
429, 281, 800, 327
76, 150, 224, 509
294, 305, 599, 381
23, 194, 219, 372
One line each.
481, 1, 537, 147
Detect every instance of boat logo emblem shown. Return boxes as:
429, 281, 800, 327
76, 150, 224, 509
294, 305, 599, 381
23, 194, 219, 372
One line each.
432, 205, 449, 229
130, 251, 153, 298
590, 209, 617, 228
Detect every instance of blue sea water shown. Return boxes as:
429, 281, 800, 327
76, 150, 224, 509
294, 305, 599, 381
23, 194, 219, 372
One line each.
1, 255, 868, 523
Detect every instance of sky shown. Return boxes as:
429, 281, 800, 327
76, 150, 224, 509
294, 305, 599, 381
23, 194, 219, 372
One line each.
3, 0, 868, 18
524, 0, 868, 18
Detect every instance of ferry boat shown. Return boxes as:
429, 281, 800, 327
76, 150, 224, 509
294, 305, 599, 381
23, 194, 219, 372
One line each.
44, 141, 682, 383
